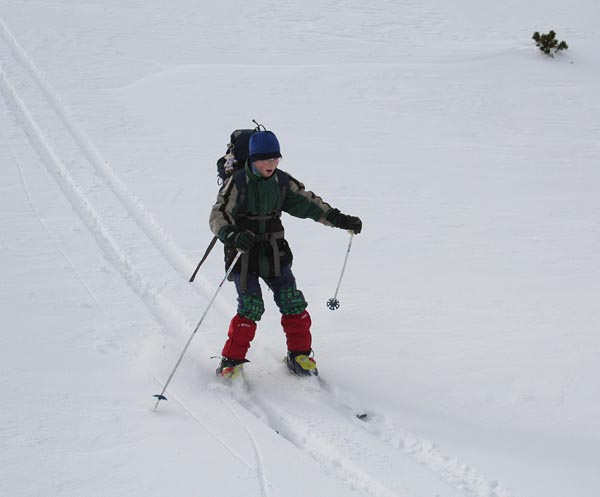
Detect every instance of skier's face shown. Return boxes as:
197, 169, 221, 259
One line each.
252, 157, 280, 178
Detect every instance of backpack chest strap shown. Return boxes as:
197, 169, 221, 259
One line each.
242, 212, 282, 221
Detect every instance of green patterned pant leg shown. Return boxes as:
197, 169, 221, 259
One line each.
276, 287, 308, 316
238, 293, 265, 322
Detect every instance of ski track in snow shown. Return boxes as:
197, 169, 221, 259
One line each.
0, 16, 514, 497
213, 389, 272, 497
0, 22, 271, 497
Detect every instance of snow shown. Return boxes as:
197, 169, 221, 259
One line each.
1, 1, 599, 496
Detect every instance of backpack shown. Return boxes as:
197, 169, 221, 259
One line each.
216, 129, 254, 183
216, 121, 269, 183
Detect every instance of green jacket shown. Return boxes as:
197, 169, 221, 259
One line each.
210, 165, 336, 278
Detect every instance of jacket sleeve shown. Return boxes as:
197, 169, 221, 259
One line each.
282, 175, 337, 227
209, 177, 239, 237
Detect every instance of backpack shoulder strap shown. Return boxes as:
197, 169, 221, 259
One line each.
275, 169, 290, 213
232, 168, 248, 213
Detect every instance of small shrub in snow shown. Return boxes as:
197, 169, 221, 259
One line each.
532, 30, 569, 56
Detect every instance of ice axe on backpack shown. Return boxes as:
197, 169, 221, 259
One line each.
326, 232, 354, 310
189, 236, 218, 282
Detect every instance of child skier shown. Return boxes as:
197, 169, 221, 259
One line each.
209, 129, 362, 379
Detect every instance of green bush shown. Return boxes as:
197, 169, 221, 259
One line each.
533, 30, 569, 55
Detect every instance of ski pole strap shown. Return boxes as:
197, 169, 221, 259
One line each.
238, 231, 285, 291
189, 235, 218, 282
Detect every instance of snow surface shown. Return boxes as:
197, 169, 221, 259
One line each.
1, 1, 599, 496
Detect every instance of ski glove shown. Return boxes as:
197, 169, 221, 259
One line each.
326, 209, 363, 234
218, 225, 257, 251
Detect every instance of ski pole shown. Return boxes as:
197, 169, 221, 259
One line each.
153, 250, 242, 410
326, 232, 354, 310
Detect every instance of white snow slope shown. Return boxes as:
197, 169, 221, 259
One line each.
1, 1, 599, 496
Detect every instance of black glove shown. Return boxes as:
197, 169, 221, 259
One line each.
338, 214, 362, 234
218, 226, 257, 251
326, 209, 363, 234
233, 230, 257, 251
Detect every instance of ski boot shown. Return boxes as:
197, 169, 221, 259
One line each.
286, 350, 318, 377
216, 357, 248, 381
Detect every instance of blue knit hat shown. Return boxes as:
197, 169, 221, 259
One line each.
248, 131, 282, 163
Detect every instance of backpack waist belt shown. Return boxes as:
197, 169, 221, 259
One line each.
239, 231, 285, 291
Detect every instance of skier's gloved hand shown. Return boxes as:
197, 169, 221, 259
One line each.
339, 215, 362, 234
233, 230, 257, 251
326, 209, 363, 234
218, 225, 236, 244
218, 225, 257, 251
